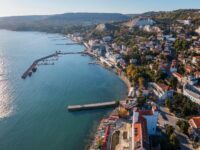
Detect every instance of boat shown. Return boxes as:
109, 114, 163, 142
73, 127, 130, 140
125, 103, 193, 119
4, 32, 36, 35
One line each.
28, 71, 32, 76
32, 67, 37, 72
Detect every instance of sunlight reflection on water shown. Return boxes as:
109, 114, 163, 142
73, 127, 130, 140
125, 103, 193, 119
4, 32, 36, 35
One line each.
0, 58, 13, 119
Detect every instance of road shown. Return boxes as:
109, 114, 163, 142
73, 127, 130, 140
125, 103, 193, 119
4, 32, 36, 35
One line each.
158, 105, 194, 150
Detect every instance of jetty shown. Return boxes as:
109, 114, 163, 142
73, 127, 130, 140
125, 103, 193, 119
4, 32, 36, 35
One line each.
21, 51, 84, 79
67, 101, 121, 111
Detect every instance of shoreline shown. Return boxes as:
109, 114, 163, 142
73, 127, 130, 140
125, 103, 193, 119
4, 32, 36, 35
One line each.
79, 40, 131, 150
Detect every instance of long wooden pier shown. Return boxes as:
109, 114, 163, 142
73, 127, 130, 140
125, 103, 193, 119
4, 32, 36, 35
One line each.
67, 101, 119, 111
21, 51, 84, 79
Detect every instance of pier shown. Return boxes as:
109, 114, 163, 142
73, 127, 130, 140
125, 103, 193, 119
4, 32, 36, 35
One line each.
67, 101, 121, 111
21, 51, 84, 79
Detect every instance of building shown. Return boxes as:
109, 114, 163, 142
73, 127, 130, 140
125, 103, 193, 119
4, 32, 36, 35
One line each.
126, 18, 155, 28
195, 26, 200, 35
170, 60, 177, 73
185, 65, 193, 73
183, 83, 200, 104
172, 72, 183, 83
143, 25, 161, 33
177, 19, 191, 25
132, 106, 158, 150
192, 56, 200, 64
189, 117, 200, 142
149, 82, 174, 100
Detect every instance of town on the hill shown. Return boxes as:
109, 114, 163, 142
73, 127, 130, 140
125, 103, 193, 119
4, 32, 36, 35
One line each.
69, 10, 200, 150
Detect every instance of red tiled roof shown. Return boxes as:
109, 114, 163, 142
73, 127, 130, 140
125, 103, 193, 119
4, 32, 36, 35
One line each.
193, 56, 200, 59
190, 117, 200, 128
158, 83, 171, 91
185, 65, 193, 72
134, 116, 149, 149
173, 72, 183, 79
195, 71, 200, 76
139, 110, 153, 116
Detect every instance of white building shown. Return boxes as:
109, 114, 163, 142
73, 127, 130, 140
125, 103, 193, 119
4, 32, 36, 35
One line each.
192, 56, 200, 64
132, 106, 158, 150
149, 82, 174, 100
195, 26, 200, 35
177, 19, 191, 25
143, 25, 161, 33
183, 84, 200, 104
126, 18, 155, 28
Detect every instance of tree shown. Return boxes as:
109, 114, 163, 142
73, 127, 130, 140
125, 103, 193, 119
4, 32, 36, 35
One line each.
117, 106, 129, 118
115, 100, 120, 106
138, 77, 145, 90
165, 99, 172, 110
170, 133, 180, 149
165, 125, 174, 136
137, 97, 146, 107
176, 120, 189, 135
169, 76, 178, 89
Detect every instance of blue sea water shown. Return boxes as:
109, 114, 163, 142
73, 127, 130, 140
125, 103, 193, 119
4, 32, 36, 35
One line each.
0, 30, 127, 150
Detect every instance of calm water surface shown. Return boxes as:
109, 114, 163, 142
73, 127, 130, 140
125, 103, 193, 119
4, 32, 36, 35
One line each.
0, 30, 127, 150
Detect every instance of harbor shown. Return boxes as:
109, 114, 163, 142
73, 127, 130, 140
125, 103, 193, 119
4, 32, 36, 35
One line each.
21, 51, 84, 79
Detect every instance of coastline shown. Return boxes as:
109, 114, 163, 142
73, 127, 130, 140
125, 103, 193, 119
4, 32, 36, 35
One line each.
79, 40, 131, 150
81, 41, 131, 92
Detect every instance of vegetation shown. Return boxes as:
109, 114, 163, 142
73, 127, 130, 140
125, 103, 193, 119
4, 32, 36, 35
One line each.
176, 120, 189, 135
174, 39, 191, 52
117, 106, 129, 118
165, 93, 199, 117
160, 125, 180, 150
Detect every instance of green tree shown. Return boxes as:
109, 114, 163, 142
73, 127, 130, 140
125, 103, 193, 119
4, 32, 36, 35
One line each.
165, 99, 172, 110
169, 76, 178, 89
165, 125, 174, 136
170, 133, 180, 149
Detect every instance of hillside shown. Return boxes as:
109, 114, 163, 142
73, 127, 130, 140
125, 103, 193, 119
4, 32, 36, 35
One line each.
0, 13, 130, 33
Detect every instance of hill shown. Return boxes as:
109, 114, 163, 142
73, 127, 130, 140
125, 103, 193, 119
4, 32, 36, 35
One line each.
0, 13, 130, 33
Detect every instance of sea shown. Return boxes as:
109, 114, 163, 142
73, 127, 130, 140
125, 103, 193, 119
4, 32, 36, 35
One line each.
0, 30, 127, 150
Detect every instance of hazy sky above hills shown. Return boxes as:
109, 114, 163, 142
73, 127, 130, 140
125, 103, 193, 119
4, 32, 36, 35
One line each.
0, 0, 200, 17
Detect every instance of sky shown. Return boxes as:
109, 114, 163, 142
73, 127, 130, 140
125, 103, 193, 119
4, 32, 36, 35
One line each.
0, 0, 200, 17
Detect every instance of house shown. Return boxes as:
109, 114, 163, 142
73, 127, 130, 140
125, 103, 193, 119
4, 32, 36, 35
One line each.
132, 106, 158, 150
149, 82, 174, 100
187, 76, 198, 85
192, 56, 200, 64
189, 117, 200, 142
195, 72, 200, 79
195, 26, 200, 35
102, 36, 112, 42
143, 25, 161, 33
185, 65, 193, 73
126, 18, 155, 28
170, 60, 177, 73
172, 72, 183, 83
177, 19, 191, 25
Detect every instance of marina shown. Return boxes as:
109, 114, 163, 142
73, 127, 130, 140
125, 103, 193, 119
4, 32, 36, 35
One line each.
21, 51, 84, 79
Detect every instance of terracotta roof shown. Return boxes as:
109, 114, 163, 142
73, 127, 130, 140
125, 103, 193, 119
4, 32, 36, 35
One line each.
185, 65, 193, 72
134, 116, 149, 149
139, 110, 153, 116
195, 71, 200, 76
173, 72, 183, 79
189, 117, 200, 128
158, 83, 171, 91
193, 56, 200, 59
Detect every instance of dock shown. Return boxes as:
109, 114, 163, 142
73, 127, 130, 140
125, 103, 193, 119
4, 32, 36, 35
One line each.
21, 51, 84, 79
67, 101, 118, 111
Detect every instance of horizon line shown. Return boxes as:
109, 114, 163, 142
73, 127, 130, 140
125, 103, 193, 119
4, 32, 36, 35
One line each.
0, 8, 199, 18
